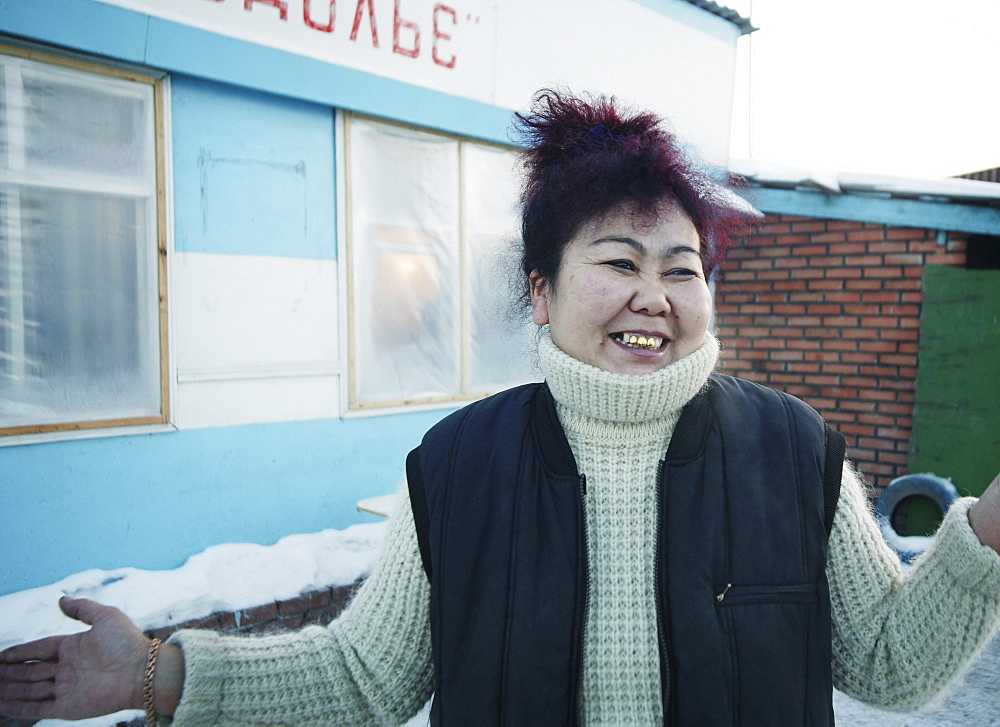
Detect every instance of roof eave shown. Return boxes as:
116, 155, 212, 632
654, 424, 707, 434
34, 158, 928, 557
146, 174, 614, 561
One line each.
681, 0, 757, 35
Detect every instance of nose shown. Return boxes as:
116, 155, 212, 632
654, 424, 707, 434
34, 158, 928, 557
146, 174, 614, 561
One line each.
629, 275, 671, 316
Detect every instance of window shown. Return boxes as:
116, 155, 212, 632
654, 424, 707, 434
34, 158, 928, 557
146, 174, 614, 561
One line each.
0, 44, 168, 436
345, 115, 537, 409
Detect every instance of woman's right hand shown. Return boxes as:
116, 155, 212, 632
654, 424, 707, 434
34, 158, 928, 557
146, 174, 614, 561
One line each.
0, 596, 151, 720
969, 471, 1000, 554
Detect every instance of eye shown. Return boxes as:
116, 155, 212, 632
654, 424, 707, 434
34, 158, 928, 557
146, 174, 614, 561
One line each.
606, 259, 636, 271
664, 267, 699, 279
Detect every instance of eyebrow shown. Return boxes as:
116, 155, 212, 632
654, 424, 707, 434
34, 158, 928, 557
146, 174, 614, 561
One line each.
590, 236, 700, 260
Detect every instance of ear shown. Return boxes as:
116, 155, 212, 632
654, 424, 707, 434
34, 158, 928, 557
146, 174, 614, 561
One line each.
529, 270, 550, 325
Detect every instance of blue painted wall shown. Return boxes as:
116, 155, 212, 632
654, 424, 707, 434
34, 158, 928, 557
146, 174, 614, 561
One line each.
0, 0, 499, 595
171, 75, 338, 260
0, 412, 449, 594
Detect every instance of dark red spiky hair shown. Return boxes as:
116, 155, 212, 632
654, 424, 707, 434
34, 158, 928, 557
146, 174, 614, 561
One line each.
513, 89, 751, 303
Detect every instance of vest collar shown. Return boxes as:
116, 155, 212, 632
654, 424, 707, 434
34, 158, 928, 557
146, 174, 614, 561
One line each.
664, 376, 715, 464
532, 383, 581, 478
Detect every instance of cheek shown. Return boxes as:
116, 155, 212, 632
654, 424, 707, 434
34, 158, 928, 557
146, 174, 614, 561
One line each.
675, 283, 713, 326
576, 277, 622, 311
555, 273, 620, 321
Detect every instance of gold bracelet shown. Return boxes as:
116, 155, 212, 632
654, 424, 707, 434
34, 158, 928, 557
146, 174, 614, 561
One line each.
143, 637, 162, 727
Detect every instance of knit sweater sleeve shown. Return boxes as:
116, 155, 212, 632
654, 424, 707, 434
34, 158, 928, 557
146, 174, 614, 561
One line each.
165, 483, 433, 726
828, 463, 1000, 711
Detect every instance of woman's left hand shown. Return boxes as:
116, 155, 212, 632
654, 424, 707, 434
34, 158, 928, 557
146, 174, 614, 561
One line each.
969, 472, 1000, 554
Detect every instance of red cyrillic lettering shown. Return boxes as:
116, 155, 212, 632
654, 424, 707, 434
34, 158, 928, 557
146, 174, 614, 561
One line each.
432, 4, 456, 68
304, 0, 335, 32
393, 0, 420, 58
244, 0, 288, 20
350, 0, 379, 47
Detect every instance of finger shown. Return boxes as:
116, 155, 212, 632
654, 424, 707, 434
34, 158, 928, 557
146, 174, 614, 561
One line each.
59, 596, 114, 626
0, 697, 56, 720
0, 636, 64, 664
0, 677, 56, 700
0, 659, 58, 682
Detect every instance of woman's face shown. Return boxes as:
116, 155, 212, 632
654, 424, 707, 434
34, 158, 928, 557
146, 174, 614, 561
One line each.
530, 204, 712, 375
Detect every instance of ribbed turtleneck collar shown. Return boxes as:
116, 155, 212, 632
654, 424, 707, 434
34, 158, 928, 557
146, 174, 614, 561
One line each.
538, 328, 719, 424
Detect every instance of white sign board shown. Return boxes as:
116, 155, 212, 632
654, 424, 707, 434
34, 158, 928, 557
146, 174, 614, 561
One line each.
94, 0, 740, 162
95, 0, 497, 100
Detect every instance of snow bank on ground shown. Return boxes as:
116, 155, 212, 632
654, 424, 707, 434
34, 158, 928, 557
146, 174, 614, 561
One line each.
0, 521, 386, 653
1, 522, 387, 727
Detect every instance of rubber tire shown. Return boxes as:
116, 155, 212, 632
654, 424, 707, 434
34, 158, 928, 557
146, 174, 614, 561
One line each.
875, 473, 959, 532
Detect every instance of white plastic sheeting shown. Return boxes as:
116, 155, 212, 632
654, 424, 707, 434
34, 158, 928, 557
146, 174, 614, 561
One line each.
463, 142, 538, 394
347, 117, 537, 408
0, 52, 162, 429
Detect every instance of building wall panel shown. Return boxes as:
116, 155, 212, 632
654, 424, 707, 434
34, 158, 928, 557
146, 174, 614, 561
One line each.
172, 252, 340, 428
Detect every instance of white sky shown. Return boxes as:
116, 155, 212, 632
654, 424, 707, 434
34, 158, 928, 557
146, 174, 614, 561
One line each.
728, 0, 1000, 179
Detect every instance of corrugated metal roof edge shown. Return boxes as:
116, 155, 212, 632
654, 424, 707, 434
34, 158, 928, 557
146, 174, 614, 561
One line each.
682, 0, 757, 35
730, 158, 1000, 207
957, 168, 1000, 184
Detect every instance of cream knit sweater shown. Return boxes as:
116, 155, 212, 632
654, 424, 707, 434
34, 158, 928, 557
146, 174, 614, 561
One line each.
168, 333, 1000, 725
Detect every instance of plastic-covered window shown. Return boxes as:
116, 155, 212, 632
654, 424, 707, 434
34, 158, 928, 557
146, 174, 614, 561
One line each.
346, 116, 537, 409
0, 47, 166, 435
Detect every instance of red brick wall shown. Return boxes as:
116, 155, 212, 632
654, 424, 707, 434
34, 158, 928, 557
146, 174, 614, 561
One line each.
714, 214, 967, 493
144, 579, 364, 642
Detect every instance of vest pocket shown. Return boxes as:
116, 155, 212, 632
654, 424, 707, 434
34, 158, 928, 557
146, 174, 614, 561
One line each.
714, 582, 817, 606
715, 583, 821, 724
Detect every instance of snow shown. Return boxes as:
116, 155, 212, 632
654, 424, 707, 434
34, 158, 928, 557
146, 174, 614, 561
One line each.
0, 522, 389, 727
2, 521, 997, 726
832, 634, 1000, 725
878, 516, 936, 565
0, 523, 386, 655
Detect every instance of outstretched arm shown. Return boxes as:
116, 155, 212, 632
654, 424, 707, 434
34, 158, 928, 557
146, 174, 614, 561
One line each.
0, 596, 184, 720
829, 465, 1000, 711
1, 484, 430, 725
167, 484, 432, 724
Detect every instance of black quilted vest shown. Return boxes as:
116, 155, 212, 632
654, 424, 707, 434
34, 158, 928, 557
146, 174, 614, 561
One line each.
407, 373, 845, 726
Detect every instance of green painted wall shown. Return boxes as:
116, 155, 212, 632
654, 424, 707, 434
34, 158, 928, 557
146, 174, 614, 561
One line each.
909, 265, 1000, 534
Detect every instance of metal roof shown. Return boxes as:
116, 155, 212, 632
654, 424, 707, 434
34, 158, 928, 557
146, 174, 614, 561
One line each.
682, 0, 756, 35
729, 158, 1000, 236
957, 168, 1000, 184
731, 159, 1000, 206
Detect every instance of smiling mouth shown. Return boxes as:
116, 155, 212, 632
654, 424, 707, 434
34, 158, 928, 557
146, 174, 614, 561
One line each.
612, 332, 665, 350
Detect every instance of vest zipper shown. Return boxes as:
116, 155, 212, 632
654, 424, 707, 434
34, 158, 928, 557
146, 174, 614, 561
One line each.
574, 473, 591, 718
654, 458, 675, 726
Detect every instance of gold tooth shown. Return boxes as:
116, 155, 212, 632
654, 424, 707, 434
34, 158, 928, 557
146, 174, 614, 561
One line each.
620, 332, 663, 349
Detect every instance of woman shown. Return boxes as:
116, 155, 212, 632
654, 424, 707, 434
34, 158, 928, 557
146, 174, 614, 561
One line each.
1, 90, 999, 725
